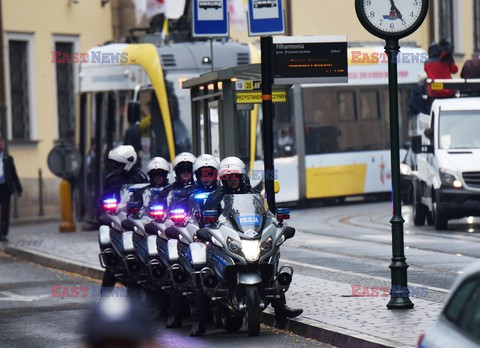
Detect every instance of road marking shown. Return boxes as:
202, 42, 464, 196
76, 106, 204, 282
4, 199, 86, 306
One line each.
0, 291, 50, 302
281, 258, 449, 294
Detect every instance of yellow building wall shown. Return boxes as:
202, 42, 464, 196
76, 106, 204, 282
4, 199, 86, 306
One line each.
3, 0, 112, 218
3, 0, 112, 180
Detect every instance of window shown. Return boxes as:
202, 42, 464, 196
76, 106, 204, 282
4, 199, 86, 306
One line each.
8, 40, 30, 140
302, 89, 340, 154
438, 0, 454, 46
359, 91, 382, 150
337, 91, 361, 151
444, 277, 480, 343
475, 1, 480, 53
55, 42, 75, 143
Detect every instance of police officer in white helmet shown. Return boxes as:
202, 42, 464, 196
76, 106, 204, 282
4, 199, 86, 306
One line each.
203, 156, 303, 323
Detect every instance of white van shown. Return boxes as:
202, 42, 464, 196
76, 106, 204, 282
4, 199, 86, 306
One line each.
411, 85, 480, 230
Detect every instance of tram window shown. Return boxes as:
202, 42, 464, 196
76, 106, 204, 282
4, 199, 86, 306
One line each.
337, 92, 356, 121
359, 91, 382, 150
235, 109, 250, 163
274, 99, 296, 157
360, 91, 380, 120
302, 89, 340, 154
337, 91, 361, 151
383, 89, 391, 147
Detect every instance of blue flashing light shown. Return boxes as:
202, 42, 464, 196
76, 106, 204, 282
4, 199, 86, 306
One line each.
150, 205, 164, 211
194, 192, 210, 200
276, 208, 290, 214
103, 197, 117, 204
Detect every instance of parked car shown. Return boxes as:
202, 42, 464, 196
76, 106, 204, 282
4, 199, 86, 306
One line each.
418, 261, 480, 347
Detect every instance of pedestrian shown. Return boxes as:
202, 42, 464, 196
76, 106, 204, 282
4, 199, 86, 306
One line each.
424, 38, 458, 99
460, 55, 480, 95
0, 138, 22, 242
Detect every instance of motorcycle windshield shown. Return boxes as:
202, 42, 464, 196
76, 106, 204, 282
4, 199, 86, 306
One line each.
221, 194, 266, 235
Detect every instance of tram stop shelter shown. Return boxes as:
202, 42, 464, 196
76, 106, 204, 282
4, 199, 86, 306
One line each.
182, 63, 288, 164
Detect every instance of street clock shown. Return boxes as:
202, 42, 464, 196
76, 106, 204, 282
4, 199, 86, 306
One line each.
355, 0, 429, 40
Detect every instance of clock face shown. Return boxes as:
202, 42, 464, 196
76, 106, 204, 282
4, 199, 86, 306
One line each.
362, 0, 423, 34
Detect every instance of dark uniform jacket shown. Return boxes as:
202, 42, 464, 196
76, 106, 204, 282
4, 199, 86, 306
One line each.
1, 153, 22, 195
103, 169, 148, 199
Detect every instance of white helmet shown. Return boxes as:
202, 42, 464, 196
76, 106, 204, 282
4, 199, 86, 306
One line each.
219, 156, 247, 178
147, 157, 170, 174
193, 154, 219, 184
173, 152, 196, 170
108, 145, 137, 172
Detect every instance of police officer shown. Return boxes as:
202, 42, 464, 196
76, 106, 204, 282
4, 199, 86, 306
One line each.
100, 145, 148, 293
204, 157, 303, 321
188, 154, 220, 337
131, 156, 171, 208
164, 152, 196, 329
103, 145, 148, 199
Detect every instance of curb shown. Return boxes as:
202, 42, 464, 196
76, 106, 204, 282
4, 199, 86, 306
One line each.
4, 246, 104, 280
5, 246, 397, 348
10, 216, 60, 227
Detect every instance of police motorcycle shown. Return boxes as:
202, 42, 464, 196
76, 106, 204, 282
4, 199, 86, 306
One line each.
143, 153, 197, 290
164, 154, 220, 297
98, 184, 147, 286
120, 157, 173, 291
196, 193, 295, 336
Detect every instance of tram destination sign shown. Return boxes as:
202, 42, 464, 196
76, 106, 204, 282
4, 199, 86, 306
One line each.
272, 35, 348, 84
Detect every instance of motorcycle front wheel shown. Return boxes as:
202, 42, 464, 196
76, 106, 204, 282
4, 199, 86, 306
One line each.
245, 285, 261, 336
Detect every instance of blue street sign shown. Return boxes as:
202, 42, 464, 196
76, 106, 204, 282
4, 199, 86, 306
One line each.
192, 0, 229, 37
248, 0, 285, 36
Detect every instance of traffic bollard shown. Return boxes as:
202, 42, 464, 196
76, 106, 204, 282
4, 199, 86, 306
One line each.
59, 179, 76, 232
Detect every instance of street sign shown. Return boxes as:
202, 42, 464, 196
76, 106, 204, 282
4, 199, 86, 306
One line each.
247, 0, 285, 36
235, 91, 286, 104
272, 36, 348, 84
47, 142, 82, 179
192, 0, 229, 37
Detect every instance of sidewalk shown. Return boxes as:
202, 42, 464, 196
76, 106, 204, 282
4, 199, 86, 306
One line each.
2, 222, 445, 348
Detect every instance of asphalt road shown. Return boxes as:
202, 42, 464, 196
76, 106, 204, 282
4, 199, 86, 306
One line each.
0, 253, 332, 348
285, 199, 480, 291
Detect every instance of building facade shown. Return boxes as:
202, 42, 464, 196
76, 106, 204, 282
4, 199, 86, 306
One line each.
3, 0, 113, 219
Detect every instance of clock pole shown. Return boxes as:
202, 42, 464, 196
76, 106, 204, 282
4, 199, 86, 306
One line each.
385, 37, 414, 309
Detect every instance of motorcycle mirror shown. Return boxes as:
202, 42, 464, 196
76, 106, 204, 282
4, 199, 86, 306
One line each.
284, 226, 296, 240
274, 180, 280, 194
165, 226, 179, 240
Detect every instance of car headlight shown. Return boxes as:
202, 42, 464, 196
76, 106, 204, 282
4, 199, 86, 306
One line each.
400, 163, 412, 176
241, 240, 260, 262
440, 168, 462, 188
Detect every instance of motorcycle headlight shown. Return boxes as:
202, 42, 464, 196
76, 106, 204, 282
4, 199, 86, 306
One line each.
440, 168, 462, 188
242, 240, 260, 262
260, 236, 273, 251
227, 237, 242, 253
211, 236, 223, 248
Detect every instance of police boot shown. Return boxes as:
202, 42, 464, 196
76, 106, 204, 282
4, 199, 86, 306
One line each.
165, 315, 182, 328
190, 322, 206, 337
274, 305, 303, 320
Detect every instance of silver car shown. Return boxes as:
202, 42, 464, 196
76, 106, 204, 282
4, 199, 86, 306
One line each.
419, 262, 480, 347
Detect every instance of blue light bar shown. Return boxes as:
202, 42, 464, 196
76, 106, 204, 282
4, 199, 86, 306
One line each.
276, 208, 290, 214
194, 192, 210, 200
150, 205, 164, 211
103, 198, 117, 204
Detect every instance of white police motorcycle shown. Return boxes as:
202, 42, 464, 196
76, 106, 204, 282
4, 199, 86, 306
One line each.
196, 193, 295, 336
